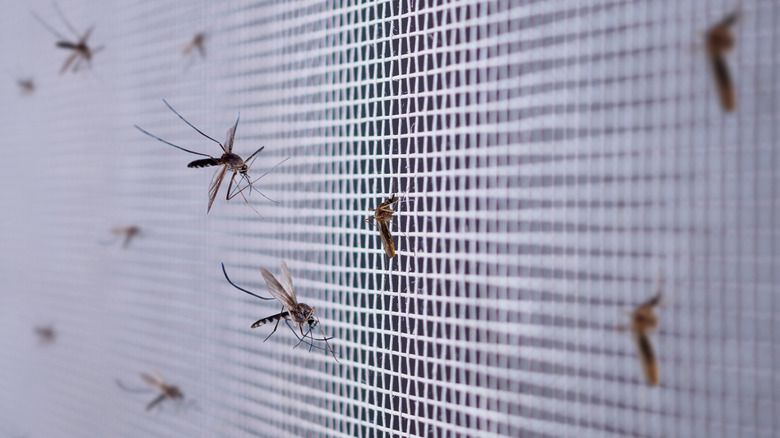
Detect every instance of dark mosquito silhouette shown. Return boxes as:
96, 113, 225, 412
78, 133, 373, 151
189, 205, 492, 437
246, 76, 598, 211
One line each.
116, 371, 184, 411
705, 11, 739, 111
222, 262, 338, 361
183, 32, 206, 58
107, 225, 140, 248
17, 78, 34, 95
34, 325, 55, 346
616, 292, 663, 386
135, 99, 287, 215
32, 3, 103, 75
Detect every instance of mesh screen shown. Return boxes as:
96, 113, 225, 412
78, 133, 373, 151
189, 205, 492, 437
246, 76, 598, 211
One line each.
1, 0, 779, 437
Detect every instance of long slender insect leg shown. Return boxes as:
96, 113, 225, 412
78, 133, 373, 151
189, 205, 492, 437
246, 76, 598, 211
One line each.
312, 308, 339, 362
262, 306, 285, 342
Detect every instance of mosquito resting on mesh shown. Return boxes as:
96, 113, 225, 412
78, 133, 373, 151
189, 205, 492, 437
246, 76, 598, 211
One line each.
116, 371, 184, 411
221, 262, 338, 362
34, 325, 56, 346
32, 3, 103, 75
364, 180, 415, 259
705, 11, 739, 111
17, 78, 34, 95
616, 292, 663, 386
135, 99, 287, 216
106, 225, 140, 249
183, 32, 207, 58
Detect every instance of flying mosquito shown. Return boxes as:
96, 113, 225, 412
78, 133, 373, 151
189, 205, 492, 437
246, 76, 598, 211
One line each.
705, 11, 739, 111
116, 371, 184, 411
32, 3, 103, 75
34, 325, 56, 346
183, 32, 207, 58
107, 225, 140, 248
135, 99, 286, 215
617, 292, 663, 386
17, 77, 35, 95
221, 262, 338, 361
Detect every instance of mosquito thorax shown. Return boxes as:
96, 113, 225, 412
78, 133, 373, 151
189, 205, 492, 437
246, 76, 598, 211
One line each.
222, 152, 245, 169
291, 303, 313, 326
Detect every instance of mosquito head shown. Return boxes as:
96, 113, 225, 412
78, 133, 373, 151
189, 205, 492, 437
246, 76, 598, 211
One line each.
165, 385, 183, 400
239, 163, 249, 175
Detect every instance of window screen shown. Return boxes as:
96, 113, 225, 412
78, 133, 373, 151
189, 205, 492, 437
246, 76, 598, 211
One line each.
1, 0, 778, 437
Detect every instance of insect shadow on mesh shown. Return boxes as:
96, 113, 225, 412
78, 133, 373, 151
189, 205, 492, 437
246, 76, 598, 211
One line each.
134, 99, 289, 216
364, 178, 417, 262
705, 10, 740, 112
222, 262, 339, 362
615, 288, 664, 386
116, 370, 194, 412
32, 3, 103, 75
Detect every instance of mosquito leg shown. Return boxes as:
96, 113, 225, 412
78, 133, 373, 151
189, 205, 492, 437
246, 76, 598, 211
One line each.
53, 2, 81, 40
262, 306, 285, 342
313, 309, 339, 363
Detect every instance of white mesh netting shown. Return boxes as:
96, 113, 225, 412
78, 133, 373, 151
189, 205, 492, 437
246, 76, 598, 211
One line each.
1, 0, 779, 437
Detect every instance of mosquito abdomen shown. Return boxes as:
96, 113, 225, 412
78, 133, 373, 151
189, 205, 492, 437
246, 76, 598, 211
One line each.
251, 311, 289, 328
188, 158, 220, 168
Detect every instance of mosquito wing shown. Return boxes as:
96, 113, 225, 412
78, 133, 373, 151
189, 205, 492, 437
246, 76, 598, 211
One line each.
633, 331, 659, 385
378, 220, 395, 258
261, 267, 297, 309
638, 293, 662, 310
140, 373, 163, 391
711, 55, 736, 111
207, 165, 228, 213
225, 114, 240, 153
278, 261, 297, 303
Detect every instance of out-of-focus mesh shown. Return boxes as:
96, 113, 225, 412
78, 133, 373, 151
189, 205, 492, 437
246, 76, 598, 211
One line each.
0, 1, 778, 437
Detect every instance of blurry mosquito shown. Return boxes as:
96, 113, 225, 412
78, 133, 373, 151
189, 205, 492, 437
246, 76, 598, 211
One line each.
34, 325, 56, 346
32, 3, 103, 75
222, 262, 338, 362
103, 225, 140, 248
17, 77, 35, 95
183, 32, 206, 58
135, 99, 287, 215
616, 292, 663, 386
705, 11, 739, 111
116, 370, 184, 411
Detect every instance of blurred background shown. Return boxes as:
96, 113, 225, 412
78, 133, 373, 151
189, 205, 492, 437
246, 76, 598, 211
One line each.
0, 0, 779, 437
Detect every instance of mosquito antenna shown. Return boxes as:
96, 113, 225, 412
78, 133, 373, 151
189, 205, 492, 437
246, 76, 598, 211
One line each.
221, 263, 272, 300
134, 124, 213, 158
32, 11, 69, 41
115, 379, 153, 394
161, 99, 224, 150
52, 2, 81, 39
287, 320, 334, 353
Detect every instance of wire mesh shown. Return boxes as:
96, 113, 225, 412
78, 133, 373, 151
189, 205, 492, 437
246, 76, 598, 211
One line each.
0, 0, 778, 437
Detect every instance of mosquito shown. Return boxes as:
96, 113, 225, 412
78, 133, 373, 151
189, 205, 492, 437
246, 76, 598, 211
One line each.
135, 99, 285, 215
116, 371, 184, 411
222, 262, 338, 361
34, 325, 55, 346
108, 225, 140, 248
617, 292, 662, 386
183, 32, 207, 58
17, 77, 35, 95
32, 3, 103, 75
705, 11, 739, 111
